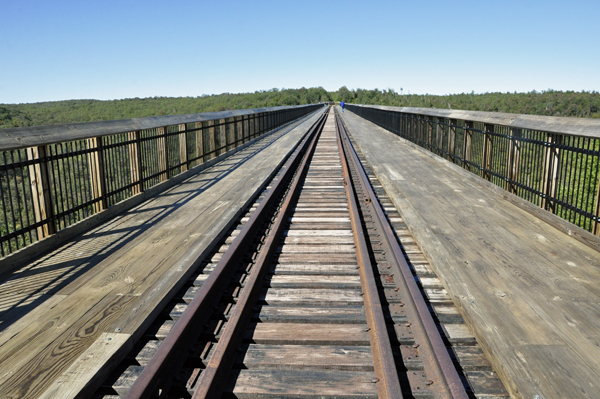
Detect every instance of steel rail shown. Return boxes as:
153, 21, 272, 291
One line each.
335, 114, 404, 399
124, 111, 328, 399
336, 113, 470, 399
191, 108, 327, 399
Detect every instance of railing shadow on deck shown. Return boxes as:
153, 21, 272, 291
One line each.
0, 116, 312, 334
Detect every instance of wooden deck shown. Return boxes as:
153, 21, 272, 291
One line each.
0, 110, 324, 399
340, 107, 600, 399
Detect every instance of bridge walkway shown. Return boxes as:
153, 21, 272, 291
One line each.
0, 109, 325, 399
340, 106, 600, 399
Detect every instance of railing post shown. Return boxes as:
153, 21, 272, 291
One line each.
26, 145, 56, 238
541, 134, 561, 212
127, 131, 143, 195
219, 118, 226, 155
463, 121, 473, 170
481, 123, 494, 180
208, 120, 216, 160
436, 117, 445, 156
194, 122, 203, 166
506, 128, 522, 193
87, 137, 108, 211
179, 124, 188, 172
227, 118, 235, 151
236, 116, 243, 146
427, 116, 434, 149
448, 119, 457, 162
157, 127, 168, 181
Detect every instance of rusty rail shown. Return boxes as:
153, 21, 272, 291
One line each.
336, 112, 470, 399
336, 113, 404, 398
123, 112, 327, 399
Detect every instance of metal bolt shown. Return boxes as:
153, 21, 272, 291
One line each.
426, 380, 434, 385
394, 287, 400, 292
114, 328, 121, 333
371, 378, 379, 383
405, 323, 411, 327
413, 344, 419, 348
365, 328, 371, 332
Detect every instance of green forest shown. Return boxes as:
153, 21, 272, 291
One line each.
1, 87, 599, 129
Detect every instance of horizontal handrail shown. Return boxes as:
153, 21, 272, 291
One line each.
346, 103, 600, 237
0, 104, 323, 258
0, 105, 321, 151
349, 104, 600, 138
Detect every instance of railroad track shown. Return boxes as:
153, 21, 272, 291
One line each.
95, 108, 507, 398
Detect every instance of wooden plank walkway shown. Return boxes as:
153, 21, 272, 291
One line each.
340, 107, 600, 399
0, 110, 324, 399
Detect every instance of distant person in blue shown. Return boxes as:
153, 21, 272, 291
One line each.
340, 100, 345, 112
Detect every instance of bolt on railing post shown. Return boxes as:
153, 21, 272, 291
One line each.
463, 121, 474, 170
26, 145, 56, 238
481, 123, 494, 180
127, 131, 143, 195
541, 134, 561, 212
87, 137, 108, 212
179, 124, 188, 172
506, 128, 522, 193
448, 119, 457, 162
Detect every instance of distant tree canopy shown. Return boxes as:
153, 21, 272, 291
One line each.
1, 87, 599, 129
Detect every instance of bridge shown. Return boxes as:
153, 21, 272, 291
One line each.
0, 104, 599, 399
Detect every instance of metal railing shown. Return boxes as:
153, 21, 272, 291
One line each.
0, 104, 322, 257
346, 104, 600, 236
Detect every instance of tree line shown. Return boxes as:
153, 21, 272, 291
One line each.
2, 87, 599, 129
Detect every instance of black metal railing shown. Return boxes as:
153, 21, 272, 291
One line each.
0, 104, 322, 257
346, 104, 600, 235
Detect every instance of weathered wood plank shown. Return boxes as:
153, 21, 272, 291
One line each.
246, 323, 371, 345
239, 344, 373, 371
226, 369, 378, 397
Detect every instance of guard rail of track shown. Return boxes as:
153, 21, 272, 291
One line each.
346, 103, 600, 237
0, 104, 323, 259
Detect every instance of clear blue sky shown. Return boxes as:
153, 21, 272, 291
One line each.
1, 0, 598, 104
